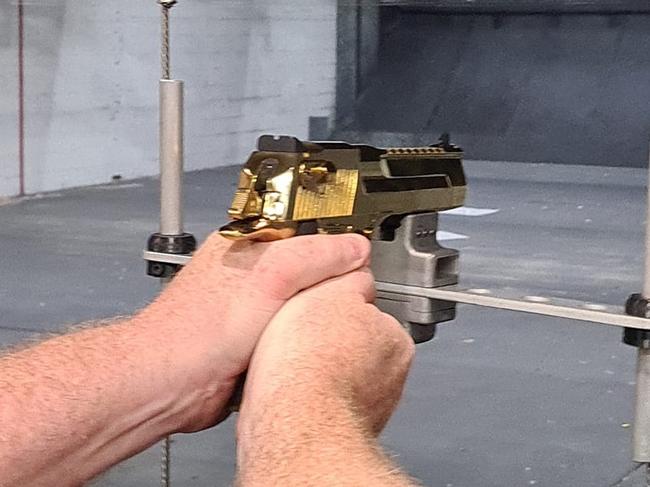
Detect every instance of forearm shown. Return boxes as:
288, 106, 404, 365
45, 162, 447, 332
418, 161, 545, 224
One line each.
0, 310, 231, 487
237, 385, 418, 487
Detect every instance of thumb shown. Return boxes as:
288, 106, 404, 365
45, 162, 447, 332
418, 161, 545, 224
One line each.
294, 268, 376, 304
263, 233, 371, 299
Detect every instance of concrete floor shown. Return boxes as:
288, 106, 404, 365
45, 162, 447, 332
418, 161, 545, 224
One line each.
0, 161, 647, 486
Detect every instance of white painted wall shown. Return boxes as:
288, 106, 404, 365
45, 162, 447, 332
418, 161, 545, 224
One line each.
0, 0, 337, 197
0, 3, 19, 197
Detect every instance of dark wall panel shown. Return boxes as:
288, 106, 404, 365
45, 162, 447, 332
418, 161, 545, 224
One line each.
350, 11, 650, 166
380, 1, 650, 14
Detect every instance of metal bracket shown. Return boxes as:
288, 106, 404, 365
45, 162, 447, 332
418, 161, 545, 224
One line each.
146, 233, 196, 278
371, 213, 458, 343
623, 293, 650, 347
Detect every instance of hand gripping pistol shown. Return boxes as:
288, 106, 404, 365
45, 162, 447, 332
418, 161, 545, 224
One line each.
219, 134, 467, 343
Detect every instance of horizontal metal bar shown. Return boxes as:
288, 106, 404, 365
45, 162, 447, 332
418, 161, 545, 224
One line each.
376, 282, 650, 330
143, 250, 192, 266
144, 250, 648, 329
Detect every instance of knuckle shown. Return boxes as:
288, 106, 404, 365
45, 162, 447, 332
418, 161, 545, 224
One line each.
356, 302, 379, 319
255, 256, 299, 297
402, 335, 416, 361
276, 234, 365, 267
381, 312, 415, 349
260, 261, 289, 283
193, 231, 228, 261
380, 310, 401, 330
205, 230, 226, 247
359, 269, 376, 291
270, 238, 314, 262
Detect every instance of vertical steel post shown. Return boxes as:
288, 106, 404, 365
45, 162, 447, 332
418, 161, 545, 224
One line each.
631, 149, 650, 466
159, 80, 184, 236
633, 351, 650, 461
157, 3, 181, 486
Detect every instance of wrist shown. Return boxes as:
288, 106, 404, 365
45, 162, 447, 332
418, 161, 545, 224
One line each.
237, 383, 412, 487
237, 380, 368, 480
127, 306, 238, 432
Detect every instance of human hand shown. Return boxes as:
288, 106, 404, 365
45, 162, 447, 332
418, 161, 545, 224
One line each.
140, 231, 370, 432
237, 268, 415, 458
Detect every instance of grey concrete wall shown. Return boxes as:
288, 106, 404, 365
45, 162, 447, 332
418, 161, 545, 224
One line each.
335, 1, 380, 128
0, 0, 337, 197
381, 0, 650, 13
335, 0, 361, 127
0, 3, 19, 197
359, 4, 381, 90
346, 11, 650, 167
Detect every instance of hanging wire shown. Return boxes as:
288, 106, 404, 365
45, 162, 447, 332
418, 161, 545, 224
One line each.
161, 436, 172, 487
159, 0, 176, 80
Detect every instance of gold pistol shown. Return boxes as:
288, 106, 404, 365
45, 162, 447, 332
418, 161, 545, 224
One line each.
219, 134, 466, 241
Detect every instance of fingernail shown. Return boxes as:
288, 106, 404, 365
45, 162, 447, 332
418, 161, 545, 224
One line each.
344, 234, 370, 262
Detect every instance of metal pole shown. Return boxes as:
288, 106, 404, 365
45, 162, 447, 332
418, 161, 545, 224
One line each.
632, 147, 650, 466
159, 80, 184, 235
643, 148, 650, 300
634, 349, 650, 463
157, 3, 180, 486
158, 79, 180, 481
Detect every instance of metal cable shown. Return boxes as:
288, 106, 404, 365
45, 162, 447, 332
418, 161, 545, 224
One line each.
161, 436, 171, 487
161, 5, 170, 80
158, 2, 175, 483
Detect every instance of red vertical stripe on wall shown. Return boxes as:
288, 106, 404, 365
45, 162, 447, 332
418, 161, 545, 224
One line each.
17, 0, 25, 196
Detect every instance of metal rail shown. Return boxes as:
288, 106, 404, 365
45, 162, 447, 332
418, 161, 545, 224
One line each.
377, 283, 650, 330
142, 250, 650, 330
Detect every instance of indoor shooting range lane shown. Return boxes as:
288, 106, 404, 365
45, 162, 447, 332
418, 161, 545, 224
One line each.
446, 161, 645, 307
348, 10, 650, 167
0, 161, 646, 486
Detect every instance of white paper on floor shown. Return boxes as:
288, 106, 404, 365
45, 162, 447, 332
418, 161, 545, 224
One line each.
441, 206, 499, 217
437, 231, 468, 241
